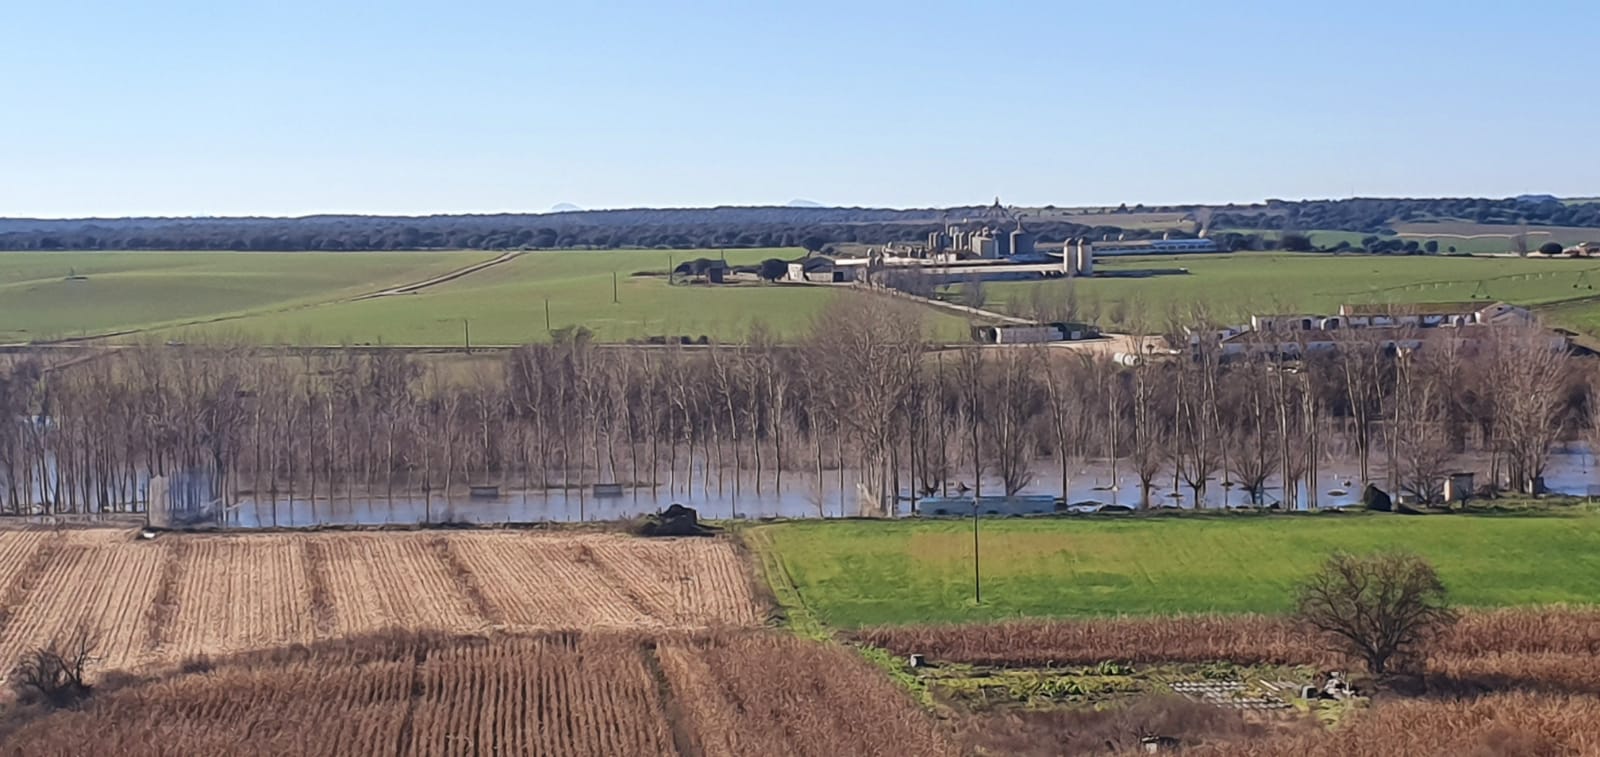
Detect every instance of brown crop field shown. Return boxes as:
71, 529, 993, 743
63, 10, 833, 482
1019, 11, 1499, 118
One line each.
0, 630, 955, 756
0, 527, 764, 678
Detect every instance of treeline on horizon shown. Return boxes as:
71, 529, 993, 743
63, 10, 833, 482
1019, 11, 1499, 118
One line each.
0, 296, 1586, 517
1, 197, 1594, 252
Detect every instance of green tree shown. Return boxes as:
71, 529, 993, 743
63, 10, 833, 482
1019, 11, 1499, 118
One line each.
758, 258, 789, 282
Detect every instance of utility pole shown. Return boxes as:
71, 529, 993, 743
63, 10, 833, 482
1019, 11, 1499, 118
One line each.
972, 500, 982, 604
613, 272, 619, 304
463, 319, 470, 351
544, 298, 551, 334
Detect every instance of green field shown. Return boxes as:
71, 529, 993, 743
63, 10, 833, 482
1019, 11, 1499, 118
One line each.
752, 512, 1600, 628
0, 251, 494, 343
0, 249, 972, 345
985, 252, 1600, 329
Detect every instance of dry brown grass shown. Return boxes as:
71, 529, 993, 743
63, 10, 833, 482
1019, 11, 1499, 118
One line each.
858, 608, 1600, 674
0, 527, 765, 679
0, 630, 953, 757
1197, 693, 1600, 756
958, 695, 1276, 756
857, 614, 1329, 668
658, 633, 958, 757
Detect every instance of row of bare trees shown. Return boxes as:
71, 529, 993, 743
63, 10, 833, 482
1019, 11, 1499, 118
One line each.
0, 296, 1591, 518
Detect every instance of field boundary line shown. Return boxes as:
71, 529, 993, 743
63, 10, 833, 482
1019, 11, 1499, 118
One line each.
427, 535, 506, 628
301, 539, 338, 637
640, 641, 700, 757
32, 251, 512, 346
353, 251, 521, 300
143, 539, 188, 653
740, 527, 826, 639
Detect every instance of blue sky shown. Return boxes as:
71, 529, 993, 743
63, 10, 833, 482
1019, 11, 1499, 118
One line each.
2, 1, 1595, 217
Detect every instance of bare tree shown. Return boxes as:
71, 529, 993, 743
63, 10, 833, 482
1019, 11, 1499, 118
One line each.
1485, 325, 1570, 494
1296, 551, 1456, 679
989, 348, 1041, 496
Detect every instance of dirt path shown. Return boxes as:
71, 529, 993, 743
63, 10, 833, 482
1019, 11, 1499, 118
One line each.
17, 251, 522, 346
353, 251, 521, 299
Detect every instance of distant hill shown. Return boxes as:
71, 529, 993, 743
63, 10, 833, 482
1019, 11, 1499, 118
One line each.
2, 197, 1596, 252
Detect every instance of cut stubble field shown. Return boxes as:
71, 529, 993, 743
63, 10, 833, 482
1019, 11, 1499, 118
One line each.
0, 528, 765, 678
753, 511, 1600, 628
0, 630, 959, 756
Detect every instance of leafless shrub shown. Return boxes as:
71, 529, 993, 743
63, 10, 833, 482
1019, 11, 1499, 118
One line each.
10, 623, 100, 707
1295, 552, 1456, 679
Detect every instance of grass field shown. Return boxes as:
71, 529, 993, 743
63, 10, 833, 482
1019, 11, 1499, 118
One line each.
0, 249, 971, 345
752, 511, 1600, 627
156, 248, 969, 345
0, 251, 493, 343
984, 252, 1600, 328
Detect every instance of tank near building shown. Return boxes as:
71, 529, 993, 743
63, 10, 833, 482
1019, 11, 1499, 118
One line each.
1009, 220, 1035, 258
1059, 238, 1093, 277
969, 232, 998, 258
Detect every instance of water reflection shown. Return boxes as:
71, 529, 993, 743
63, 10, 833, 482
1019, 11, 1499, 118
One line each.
10, 447, 1598, 529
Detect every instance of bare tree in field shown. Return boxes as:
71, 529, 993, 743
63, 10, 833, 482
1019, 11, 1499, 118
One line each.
1041, 349, 1090, 500
810, 295, 925, 516
1484, 325, 1570, 494
989, 348, 1041, 496
1297, 551, 1456, 679
1226, 360, 1278, 505
1392, 347, 1453, 504
954, 346, 987, 500
1332, 329, 1388, 488
1585, 371, 1600, 492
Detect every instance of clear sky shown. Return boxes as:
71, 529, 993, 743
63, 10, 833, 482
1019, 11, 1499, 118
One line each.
3, 1, 1596, 217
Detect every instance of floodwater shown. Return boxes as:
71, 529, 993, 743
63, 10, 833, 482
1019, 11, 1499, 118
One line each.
12, 445, 1600, 529
217, 444, 1600, 528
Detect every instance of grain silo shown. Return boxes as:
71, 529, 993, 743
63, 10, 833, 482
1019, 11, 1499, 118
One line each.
1064, 238, 1081, 276
1076, 239, 1095, 276
1009, 220, 1035, 258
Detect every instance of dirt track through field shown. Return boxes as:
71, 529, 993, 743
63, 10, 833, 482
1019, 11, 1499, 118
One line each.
0, 528, 762, 676
38, 251, 519, 345
352, 251, 521, 299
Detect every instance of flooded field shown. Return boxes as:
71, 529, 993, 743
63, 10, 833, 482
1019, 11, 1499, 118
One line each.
207, 446, 1600, 528
10, 446, 1599, 529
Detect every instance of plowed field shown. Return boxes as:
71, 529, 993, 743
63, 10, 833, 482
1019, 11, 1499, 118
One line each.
0, 631, 956, 757
0, 528, 763, 676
